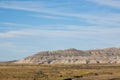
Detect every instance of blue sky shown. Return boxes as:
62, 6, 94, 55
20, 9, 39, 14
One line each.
0, 0, 120, 61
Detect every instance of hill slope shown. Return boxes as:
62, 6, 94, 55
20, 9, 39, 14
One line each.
15, 48, 120, 64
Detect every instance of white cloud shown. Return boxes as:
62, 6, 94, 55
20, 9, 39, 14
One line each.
0, 1, 120, 27
0, 30, 34, 38
0, 1, 59, 15
0, 22, 38, 30
0, 25, 120, 39
31, 15, 69, 20
0, 22, 30, 27
32, 13, 120, 27
89, 0, 120, 9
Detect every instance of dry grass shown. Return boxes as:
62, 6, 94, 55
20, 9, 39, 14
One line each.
0, 63, 120, 80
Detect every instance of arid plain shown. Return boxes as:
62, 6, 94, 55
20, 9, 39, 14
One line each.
0, 63, 120, 80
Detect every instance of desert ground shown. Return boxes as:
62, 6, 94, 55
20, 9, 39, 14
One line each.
0, 63, 120, 80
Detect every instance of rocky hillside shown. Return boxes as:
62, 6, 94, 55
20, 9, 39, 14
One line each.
15, 48, 120, 64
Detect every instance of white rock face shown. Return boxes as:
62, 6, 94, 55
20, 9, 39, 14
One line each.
15, 48, 120, 64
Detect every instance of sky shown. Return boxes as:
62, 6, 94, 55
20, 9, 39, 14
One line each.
0, 0, 120, 61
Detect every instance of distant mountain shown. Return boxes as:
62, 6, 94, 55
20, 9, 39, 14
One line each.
15, 48, 120, 64
0, 60, 17, 64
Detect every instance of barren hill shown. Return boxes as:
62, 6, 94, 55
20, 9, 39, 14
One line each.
15, 48, 120, 64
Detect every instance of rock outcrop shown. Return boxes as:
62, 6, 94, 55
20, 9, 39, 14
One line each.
15, 48, 120, 64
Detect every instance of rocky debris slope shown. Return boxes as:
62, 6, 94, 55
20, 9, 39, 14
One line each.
15, 48, 120, 64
